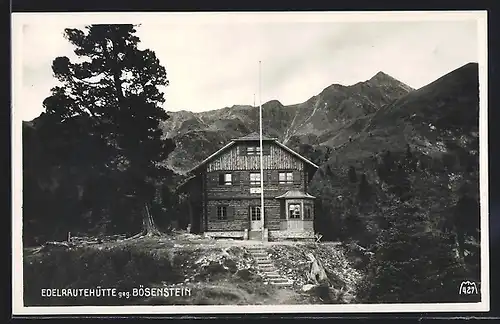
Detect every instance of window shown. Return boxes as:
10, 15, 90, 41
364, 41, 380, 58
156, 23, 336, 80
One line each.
304, 204, 312, 219
279, 172, 293, 184
219, 173, 232, 185
246, 146, 261, 155
245, 145, 271, 155
288, 204, 301, 219
217, 206, 227, 220
250, 173, 261, 185
250, 206, 261, 221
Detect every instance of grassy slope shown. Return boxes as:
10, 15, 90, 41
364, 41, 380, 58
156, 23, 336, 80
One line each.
23, 236, 361, 306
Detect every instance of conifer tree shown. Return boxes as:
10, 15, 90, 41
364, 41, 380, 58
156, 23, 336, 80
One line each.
361, 200, 470, 303
42, 24, 175, 237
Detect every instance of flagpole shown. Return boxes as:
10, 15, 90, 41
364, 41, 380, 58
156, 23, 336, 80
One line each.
259, 60, 265, 240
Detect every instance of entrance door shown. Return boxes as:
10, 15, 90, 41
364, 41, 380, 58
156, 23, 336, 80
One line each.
249, 206, 262, 231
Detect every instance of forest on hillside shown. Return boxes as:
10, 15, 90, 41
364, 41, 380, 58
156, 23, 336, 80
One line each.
307, 145, 480, 302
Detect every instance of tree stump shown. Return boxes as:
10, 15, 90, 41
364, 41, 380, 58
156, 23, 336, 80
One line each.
126, 203, 163, 240
306, 253, 329, 285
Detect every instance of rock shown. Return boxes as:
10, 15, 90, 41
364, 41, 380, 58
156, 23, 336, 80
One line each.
301, 284, 316, 292
221, 248, 230, 258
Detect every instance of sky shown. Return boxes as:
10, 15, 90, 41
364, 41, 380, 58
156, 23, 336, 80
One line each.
14, 12, 483, 121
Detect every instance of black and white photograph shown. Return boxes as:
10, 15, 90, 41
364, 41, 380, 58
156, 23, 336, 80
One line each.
11, 11, 489, 315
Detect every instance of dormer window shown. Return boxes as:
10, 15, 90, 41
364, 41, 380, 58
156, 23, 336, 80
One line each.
246, 146, 261, 155
244, 145, 270, 155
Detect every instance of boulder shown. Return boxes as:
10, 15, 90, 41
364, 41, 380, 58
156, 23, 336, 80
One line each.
301, 284, 316, 292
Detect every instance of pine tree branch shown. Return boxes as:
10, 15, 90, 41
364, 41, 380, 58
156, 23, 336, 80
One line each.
72, 76, 103, 85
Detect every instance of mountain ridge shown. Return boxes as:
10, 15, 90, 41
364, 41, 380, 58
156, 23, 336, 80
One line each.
324, 61, 479, 165
23, 63, 479, 177
159, 69, 419, 173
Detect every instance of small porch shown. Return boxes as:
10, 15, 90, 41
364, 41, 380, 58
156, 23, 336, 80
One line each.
275, 190, 316, 234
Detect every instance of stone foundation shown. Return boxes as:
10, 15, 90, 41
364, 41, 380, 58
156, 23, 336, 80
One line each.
204, 231, 245, 239
204, 229, 314, 241
268, 230, 315, 241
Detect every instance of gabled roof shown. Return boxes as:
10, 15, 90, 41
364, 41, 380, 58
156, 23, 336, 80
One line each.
275, 190, 316, 199
231, 132, 277, 142
188, 133, 320, 174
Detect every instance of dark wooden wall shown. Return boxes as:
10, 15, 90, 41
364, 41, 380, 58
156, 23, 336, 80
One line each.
206, 198, 282, 231
200, 141, 316, 232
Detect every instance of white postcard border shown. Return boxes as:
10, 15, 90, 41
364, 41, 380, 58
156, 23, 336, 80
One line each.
11, 10, 490, 315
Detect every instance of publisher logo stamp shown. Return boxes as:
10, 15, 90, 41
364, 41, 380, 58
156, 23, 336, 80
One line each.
458, 281, 479, 295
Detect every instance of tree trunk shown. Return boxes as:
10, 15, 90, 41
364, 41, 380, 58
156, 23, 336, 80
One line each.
143, 203, 162, 236
101, 38, 125, 109
127, 203, 163, 239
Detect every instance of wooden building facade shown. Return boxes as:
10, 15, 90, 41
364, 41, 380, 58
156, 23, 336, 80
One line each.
178, 132, 319, 241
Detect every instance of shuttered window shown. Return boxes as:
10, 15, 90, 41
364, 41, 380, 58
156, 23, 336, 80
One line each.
217, 206, 228, 220
246, 146, 260, 155
246, 145, 270, 155
219, 173, 232, 185
279, 172, 293, 184
224, 173, 232, 185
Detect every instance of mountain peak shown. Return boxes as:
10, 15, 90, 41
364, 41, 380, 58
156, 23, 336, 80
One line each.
366, 71, 414, 92
369, 71, 395, 82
